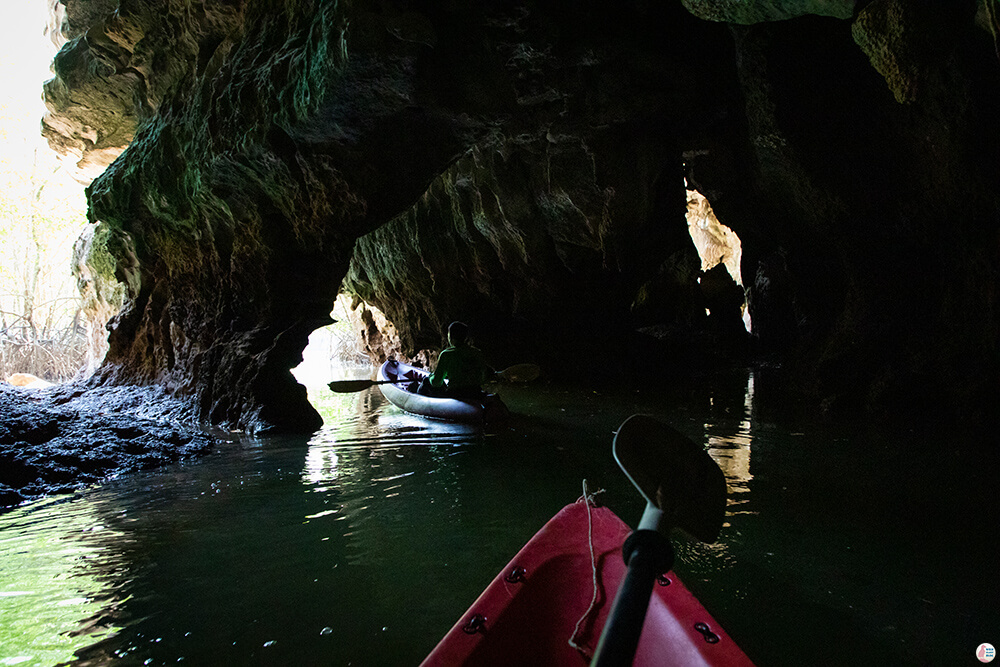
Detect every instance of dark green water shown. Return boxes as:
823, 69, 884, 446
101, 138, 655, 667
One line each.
1, 370, 995, 666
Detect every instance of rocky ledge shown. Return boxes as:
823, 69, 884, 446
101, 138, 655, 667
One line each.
0, 383, 216, 512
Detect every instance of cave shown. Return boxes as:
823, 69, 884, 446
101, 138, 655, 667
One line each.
27, 0, 995, 436
2, 1, 998, 663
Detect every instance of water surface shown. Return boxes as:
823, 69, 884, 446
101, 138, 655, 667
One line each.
1, 370, 995, 665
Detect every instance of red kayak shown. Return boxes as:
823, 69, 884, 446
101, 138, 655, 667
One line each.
422, 500, 753, 666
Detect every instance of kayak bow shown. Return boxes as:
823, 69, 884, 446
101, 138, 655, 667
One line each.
421, 499, 753, 666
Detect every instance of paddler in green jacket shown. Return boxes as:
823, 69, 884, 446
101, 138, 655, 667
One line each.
418, 321, 490, 400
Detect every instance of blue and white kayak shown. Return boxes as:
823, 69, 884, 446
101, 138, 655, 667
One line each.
377, 359, 509, 424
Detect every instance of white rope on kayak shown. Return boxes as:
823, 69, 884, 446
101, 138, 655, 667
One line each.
569, 478, 603, 658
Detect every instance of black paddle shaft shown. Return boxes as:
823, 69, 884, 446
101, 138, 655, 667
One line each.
591, 530, 675, 667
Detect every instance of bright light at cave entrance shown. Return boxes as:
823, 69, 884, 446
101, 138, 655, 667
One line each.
685, 188, 751, 332
1, 6, 90, 382
292, 294, 374, 389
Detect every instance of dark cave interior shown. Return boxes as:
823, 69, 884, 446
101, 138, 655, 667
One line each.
19, 0, 1000, 436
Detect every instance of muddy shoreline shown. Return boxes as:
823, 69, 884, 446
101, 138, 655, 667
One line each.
0, 383, 218, 511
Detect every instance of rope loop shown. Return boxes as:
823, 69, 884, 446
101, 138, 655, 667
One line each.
568, 479, 603, 658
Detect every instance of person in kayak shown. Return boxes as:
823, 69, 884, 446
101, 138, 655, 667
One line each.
418, 321, 490, 400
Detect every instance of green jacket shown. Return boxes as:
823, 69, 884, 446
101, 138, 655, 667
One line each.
429, 344, 488, 391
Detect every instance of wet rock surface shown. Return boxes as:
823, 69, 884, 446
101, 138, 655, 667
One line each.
0, 384, 215, 512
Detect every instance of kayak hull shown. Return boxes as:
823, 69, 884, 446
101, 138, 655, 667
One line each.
422, 501, 753, 667
377, 359, 509, 424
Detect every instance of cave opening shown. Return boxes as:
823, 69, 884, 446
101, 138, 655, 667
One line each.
685, 187, 751, 334
0, 5, 91, 388
291, 293, 375, 391
293, 294, 410, 425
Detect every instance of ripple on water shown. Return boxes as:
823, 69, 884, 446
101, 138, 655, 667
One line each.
0, 495, 127, 665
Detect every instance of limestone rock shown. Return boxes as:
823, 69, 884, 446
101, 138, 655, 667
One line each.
42, 0, 245, 183
71, 222, 128, 378
681, 0, 856, 24
851, 0, 970, 104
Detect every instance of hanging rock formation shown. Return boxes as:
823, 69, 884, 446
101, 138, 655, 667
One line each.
680, 0, 856, 24
39, 0, 999, 433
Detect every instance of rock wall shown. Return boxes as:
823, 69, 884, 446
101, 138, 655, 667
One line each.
42, 0, 1000, 431
48, 1, 497, 432
697, 5, 1000, 423
342, 3, 740, 373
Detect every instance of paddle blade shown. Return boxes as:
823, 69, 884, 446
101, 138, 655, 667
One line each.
327, 379, 376, 393
495, 363, 540, 383
613, 414, 727, 543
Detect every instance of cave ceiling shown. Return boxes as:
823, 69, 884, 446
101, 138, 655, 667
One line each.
40, 0, 1000, 432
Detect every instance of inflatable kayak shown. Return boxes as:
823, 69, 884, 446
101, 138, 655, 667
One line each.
421, 499, 753, 666
377, 359, 509, 424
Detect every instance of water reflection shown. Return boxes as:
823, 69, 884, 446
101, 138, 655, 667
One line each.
704, 372, 756, 524
0, 496, 125, 665
298, 393, 489, 579
301, 385, 482, 502
302, 446, 338, 489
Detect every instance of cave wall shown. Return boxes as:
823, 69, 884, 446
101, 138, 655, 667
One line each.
50, 0, 483, 432
346, 135, 684, 368
345, 0, 1000, 423
689, 2, 1000, 423
43, 0, 1000, 431
338, 0, 748, 376
343, 1, 741, 369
